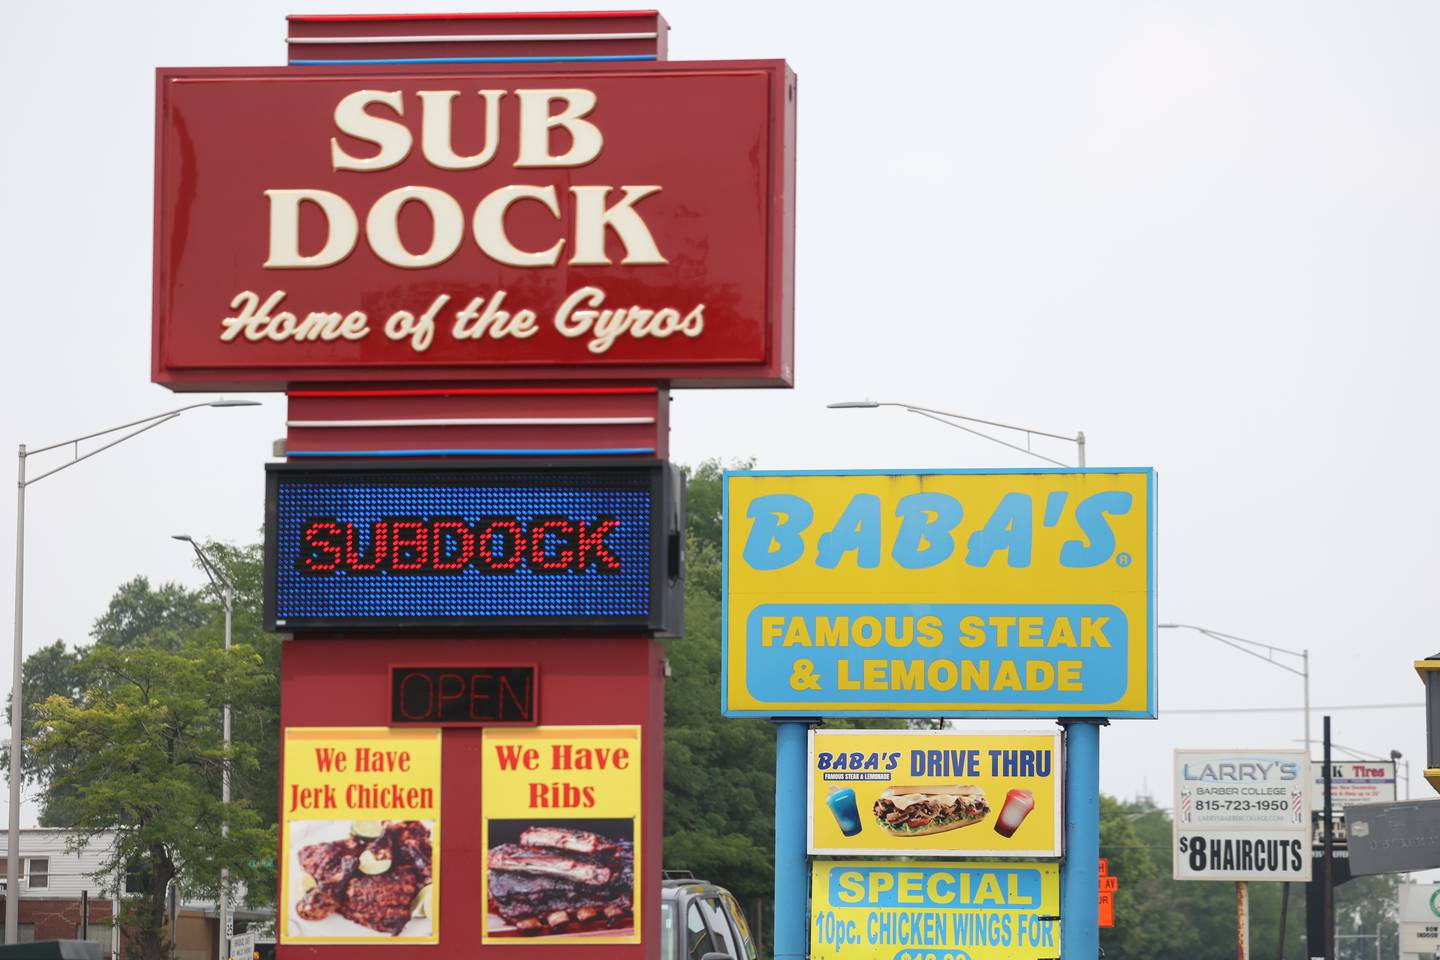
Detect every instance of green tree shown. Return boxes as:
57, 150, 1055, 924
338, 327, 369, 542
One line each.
1095, 795, 1413, 960
1336, 873, 1399, 959
663, 461, 777, 905
14, 546, 281, 833
12, 547, 282, 957
170, 543, 283, 832
30, 627, 276, 960
90, 578, 210, 650
2, 639, 83, 811
662, 459, 904, 943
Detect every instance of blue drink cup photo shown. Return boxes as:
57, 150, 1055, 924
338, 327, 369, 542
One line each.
826, 787, 863, 837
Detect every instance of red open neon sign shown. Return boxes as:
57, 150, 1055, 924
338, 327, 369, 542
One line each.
390, 665, 538, 726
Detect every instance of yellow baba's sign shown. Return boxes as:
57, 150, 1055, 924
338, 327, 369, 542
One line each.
723, 469, 1156, 718
809, 730, 1061, 858
281, 727, 440, 945
810, 860, 1061, 960
481, 725, 642, 945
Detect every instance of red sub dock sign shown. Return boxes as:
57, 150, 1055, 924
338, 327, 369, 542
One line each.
154, 61, 796, 390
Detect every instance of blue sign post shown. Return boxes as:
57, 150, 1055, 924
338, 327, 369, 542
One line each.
1062, 719, 1104, 958
773, 720, 811, 960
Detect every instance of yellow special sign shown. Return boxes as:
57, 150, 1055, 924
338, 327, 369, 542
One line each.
281, 727, 440, 945
810, 860, 1061, 960
809, 730, 1061, 858
723, 469, 1156, 718
481, 726, 642, 945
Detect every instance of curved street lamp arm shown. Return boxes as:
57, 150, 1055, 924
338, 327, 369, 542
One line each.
26, 401, 226, 457
184, 539, 235, 595
22, 400, 260, 488
1159, 622, 1307, 662
23, 414, 182, 487
893, 403, 1078, 444
1201, 631, 1306, 679
905, 408, 1072, 467
828, 399, 1084, 467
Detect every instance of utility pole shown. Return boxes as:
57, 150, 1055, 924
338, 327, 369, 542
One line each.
1305, 715, 1349, 960
1323, 716, 1334, 960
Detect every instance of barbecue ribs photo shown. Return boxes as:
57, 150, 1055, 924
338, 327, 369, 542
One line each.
486, 823, 635, 936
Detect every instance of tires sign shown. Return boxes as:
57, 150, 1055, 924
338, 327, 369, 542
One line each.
1173, 749, 1312, 882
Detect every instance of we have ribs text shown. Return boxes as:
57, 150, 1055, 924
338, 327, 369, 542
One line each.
495, 742, 631, 810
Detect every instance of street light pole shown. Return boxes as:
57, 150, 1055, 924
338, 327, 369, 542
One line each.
1390, 750, 1409, 801
827, 400, 1086, 468
1158, 622, 1313, 960
6, 400, 259, 943
1158, 623, 1311, 752
829, 398, 1094, 957
173, 536, 234, 960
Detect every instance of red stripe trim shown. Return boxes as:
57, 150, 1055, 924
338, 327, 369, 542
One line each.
287, 386, 658, 398
288, 11, 658, 23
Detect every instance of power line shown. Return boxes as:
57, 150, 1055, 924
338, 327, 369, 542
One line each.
1165, 703, 1422, 715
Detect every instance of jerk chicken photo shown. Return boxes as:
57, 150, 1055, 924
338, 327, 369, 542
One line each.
292, 820, 435, 937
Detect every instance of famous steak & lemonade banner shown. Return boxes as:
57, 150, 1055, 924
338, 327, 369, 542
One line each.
281, 727, 440, 944
724, 469, 1156, 718
809, 730, 1061, 858
481, 725, 641, 943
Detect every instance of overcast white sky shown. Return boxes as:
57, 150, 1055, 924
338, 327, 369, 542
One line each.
3, 0, 1438, 824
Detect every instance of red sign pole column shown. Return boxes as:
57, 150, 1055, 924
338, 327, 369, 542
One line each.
152, 12, 795, 957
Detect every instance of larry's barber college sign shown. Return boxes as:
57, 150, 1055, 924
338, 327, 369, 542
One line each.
153, 63, 795, 388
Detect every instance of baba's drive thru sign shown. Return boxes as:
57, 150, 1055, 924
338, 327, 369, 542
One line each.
722, 469, 1156, 717
808, 730, 1062, 858
1173, 749, 1312, 882
153, 63, 796, 389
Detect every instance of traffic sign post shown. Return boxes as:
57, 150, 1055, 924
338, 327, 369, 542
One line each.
1098, 860, 1117, 929
1174, 748, 1310, 960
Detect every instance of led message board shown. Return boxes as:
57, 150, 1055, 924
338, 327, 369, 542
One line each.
265, 461, 681, 632
153, 62, 795, 390
390, 665, 538, 726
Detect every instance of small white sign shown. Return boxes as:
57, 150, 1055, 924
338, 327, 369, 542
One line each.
1400, 921, 1440, 955
1173, 749, 1312, 882
229, 932, 255, 960
1400, 884, 1440, 923
1310, 761, 1396, 811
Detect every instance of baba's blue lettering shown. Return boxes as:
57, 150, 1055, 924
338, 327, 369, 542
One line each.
891, 492, 964, 569
965, 492, 1033, 568
741, 489, 1133, 570
1059, 491, 1133, 568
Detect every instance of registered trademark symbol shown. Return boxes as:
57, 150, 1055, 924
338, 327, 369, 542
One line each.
1116, 552, 1132, 567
